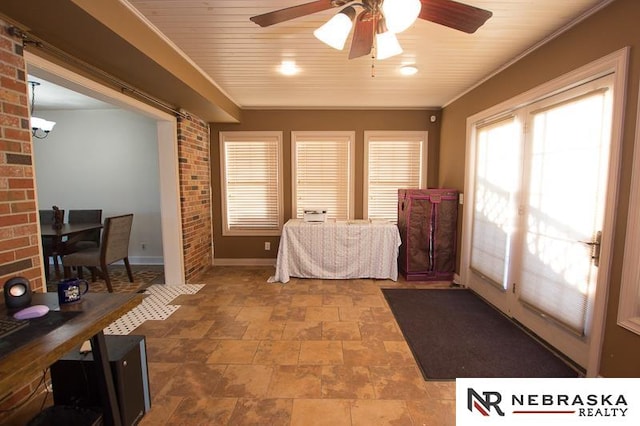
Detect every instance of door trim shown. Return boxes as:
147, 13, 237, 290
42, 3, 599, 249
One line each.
460, 47, 629, 376
25, 52, 186, 286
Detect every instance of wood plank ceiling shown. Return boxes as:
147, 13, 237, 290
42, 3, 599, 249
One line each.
124, 0, 609, 109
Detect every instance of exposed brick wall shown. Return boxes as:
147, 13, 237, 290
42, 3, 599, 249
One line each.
177, 114, 212, 282
0, 20, 45, 423
0, 22, 44, 294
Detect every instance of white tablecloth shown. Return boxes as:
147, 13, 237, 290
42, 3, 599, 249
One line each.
269, 219, 402, 283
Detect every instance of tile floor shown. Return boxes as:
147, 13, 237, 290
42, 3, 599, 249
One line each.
135, 266, 455, 425
11, 266, 456, 425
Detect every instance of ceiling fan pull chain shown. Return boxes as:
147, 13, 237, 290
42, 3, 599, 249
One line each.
371, 47, 376, 77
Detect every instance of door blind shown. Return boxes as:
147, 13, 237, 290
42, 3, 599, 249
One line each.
519, 87, 611, 334
470, 117, 520, 288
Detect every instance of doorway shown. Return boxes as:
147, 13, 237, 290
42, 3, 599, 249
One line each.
460, 48, 628, 375
26, 52, 185, 286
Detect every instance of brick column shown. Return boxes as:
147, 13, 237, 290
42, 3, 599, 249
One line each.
0, 22, 44, 293
177, 114, 212, 282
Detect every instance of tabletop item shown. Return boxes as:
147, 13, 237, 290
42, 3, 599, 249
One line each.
3, 276, 32, 309
13, 304, 49, 320
57, 278, 89, 304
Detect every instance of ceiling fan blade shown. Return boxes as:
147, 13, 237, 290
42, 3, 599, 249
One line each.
419, 0, 492, 34
349, 12, 374, 59
250, 0, 338, 27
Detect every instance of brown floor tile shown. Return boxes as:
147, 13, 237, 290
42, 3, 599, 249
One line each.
298, 341, 344, 365
369, 366, 429, 399
228, 398, 293, 426
290, 399, 351, 426
267, 365, 322, 398
162, 363, 227, 397
406, 399, 456, 426
243, 320, 286, 340
213, 365, 274, 398
206, 340, 259, 364
167, 397, 238, 425
321, 365, 376, 399
281, 321, 322, 340
305, 306, 340, 321
12, 266, 458, 425
350, 399, 413, 425
253, 340, 301, 365
322, 320, 362, 340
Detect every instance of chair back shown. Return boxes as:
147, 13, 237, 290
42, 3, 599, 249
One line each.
69, 209, 103, 244
39, 209, 65, 225
100, 214, 134, 264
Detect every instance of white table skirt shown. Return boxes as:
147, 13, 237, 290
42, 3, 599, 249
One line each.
269, 219, 402, 283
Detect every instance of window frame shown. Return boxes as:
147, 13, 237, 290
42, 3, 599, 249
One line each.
291, 131, 355, 220
219, 131, 284, 236
363, 130, 428, 222
617, 83, 640, 336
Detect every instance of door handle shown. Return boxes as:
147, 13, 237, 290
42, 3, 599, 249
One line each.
579, 231, 602, 267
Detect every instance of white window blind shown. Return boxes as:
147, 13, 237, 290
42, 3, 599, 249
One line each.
470, 117, 519, 289
292, 132, 354, 220
220, 131, 283, 236
365, 131, 427, 222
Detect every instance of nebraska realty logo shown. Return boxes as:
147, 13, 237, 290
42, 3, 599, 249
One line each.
456, 378, 640, 425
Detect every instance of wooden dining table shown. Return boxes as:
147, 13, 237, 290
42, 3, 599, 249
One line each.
40, 223, 103, 280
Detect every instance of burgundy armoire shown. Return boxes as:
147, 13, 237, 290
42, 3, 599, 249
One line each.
397, 189, 458, 281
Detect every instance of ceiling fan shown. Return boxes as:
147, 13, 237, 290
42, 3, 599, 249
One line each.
250, 0, 492, 60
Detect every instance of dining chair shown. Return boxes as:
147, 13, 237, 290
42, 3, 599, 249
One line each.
67, 209, 103, 251
62, 214, 134, 293
39, 208, 65, 281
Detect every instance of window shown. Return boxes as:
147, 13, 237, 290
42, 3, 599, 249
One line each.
220, 131, 283, 236
364, 131, 428, 222
292, 131, 355, 220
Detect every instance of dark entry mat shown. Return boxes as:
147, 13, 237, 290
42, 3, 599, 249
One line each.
382, 288, 580, 380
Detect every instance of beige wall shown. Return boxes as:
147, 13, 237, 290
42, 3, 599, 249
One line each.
440, 0, 640, 377
211, 109, 440, 260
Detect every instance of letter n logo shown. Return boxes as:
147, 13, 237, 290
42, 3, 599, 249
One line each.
467, 388, 505, 416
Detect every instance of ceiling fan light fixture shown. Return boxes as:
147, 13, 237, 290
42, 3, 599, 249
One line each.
313, 6, 356, 50
375, 18, 403, 60
382, 0, 422, 33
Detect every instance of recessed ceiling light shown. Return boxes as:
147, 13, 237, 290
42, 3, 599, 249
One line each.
399, 65, 418, 76
279, 60, 299, 76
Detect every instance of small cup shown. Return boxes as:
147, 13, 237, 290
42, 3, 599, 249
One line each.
57, 278, 89, 304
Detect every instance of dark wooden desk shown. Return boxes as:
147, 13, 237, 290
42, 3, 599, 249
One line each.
0, 292, 143, 426
41, 223, 103, 280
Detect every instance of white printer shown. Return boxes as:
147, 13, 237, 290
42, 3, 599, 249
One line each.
303, 209, 327, 222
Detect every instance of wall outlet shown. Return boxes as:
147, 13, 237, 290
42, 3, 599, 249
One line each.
264, 242, 271, 251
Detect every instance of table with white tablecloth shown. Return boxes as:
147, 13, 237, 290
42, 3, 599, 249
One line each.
269, 219, 402, 283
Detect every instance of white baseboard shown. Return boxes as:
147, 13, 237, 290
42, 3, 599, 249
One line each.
214, 258, 276, 267
128, 256, 164, 265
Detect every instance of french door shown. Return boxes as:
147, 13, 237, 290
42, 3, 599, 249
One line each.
463, 74, 614, 368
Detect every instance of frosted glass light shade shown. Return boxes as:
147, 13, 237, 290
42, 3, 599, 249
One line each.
313, 7, 356, 50
382, 0, 421, 33
376, 31, 403, 60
